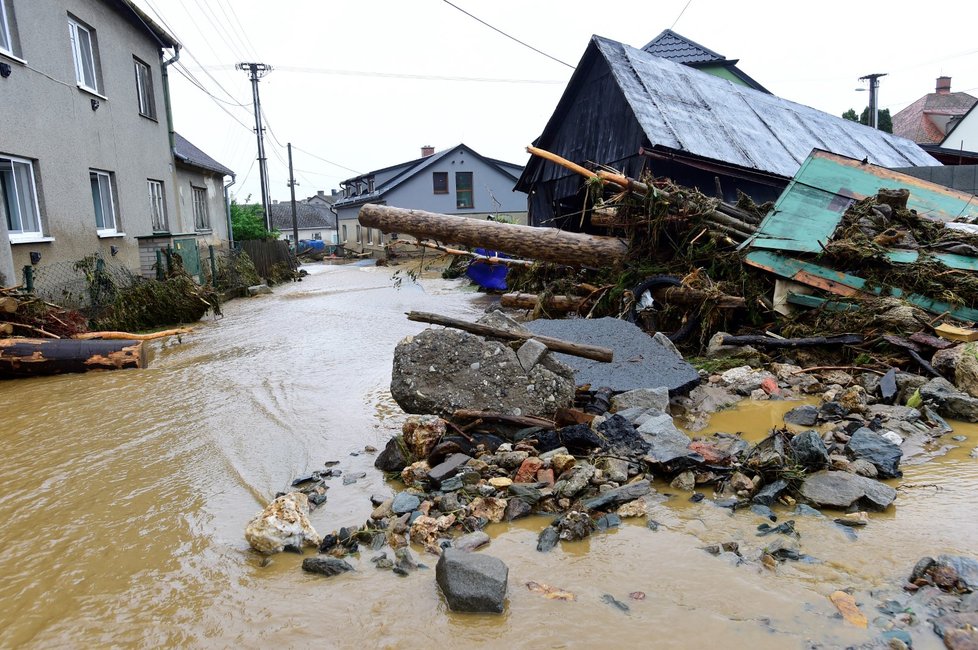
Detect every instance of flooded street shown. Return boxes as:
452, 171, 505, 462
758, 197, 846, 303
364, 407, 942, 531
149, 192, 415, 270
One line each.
1, 262, 976, 649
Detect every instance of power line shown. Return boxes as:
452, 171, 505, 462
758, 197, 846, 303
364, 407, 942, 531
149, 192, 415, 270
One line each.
191, 64, 565, 84
440, 0, 574, 70
671, 0, 694, 30
171, 65, 253, 131
216, 0, 260, 60
291, 145, 362, 175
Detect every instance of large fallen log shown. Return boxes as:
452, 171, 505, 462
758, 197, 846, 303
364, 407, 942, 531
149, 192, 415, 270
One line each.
0, 338, 147, 378
359, 204, 628, 268
406, 311, 613, 362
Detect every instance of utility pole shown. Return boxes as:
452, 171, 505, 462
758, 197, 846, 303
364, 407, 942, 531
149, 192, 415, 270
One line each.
859, 73, 887, 129
236, 62, 273, 229
287, 142, 299, 252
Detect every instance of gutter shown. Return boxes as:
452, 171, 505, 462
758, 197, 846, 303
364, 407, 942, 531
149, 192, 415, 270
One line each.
161, 45, 181, 151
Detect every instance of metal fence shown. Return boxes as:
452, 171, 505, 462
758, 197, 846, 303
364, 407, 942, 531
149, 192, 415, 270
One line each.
26, 253, 137, 312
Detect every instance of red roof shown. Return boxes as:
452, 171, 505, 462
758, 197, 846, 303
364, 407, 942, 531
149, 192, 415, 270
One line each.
893, 87, 977, 144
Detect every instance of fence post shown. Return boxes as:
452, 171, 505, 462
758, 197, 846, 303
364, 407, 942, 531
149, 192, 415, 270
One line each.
155, 249, 164, 281
23, 266, 34, 293
209, 245, 217, 285
165, 246, 173, 275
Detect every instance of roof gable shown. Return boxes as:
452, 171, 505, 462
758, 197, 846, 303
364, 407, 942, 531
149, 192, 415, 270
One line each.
642, 29, 725, 64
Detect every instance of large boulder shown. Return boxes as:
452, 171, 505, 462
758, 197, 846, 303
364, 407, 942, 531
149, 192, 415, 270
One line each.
391, 329, 575, 418
435, 549, 508, 613
245, 492, 321, 554
798, 470, 897, 511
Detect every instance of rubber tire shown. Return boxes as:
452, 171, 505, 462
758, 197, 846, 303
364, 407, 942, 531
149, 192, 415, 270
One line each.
626, 275, 701, 343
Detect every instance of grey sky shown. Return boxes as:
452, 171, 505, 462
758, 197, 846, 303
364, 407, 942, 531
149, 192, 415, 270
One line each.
133, 0, 978, 204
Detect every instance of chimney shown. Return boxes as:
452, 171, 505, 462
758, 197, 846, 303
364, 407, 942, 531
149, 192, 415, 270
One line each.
936, 76, 952, 94
317, 190, 325, 197
421, 145, 435, 158
331, 189, 338, 196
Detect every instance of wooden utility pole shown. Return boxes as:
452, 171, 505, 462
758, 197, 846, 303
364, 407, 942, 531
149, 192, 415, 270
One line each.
287, 142, 299, 248
236, 62, 273, 229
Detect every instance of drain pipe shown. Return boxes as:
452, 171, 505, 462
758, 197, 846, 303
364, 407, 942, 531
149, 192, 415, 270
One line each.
329, 202, 340, 252
225, 175, 237, 246
161, 45, 180, 151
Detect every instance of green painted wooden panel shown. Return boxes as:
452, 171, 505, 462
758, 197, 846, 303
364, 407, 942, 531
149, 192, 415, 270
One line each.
883, 250, 978, 271
746, 149, 978, 255
746, 250, 978, 322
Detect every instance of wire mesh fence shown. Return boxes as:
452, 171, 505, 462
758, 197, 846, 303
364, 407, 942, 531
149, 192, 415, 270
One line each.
27, 253, 138, 312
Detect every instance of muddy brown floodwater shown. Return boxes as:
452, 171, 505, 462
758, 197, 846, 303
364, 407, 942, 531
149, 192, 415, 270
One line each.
1, 262, 976, 649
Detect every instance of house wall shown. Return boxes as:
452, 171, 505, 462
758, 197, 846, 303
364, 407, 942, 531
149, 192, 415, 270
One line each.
943, 114, 978, 154
174, 166, 230, 244
278, 227, 337, 243
0, 0, 176, 279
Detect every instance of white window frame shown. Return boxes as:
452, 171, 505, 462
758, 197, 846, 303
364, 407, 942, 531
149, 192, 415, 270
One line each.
134, 57, 155, 119
2, 155, 43, 240
90, 170, 117, 235
0, 1, 14, 57
192, 185, 210, 231
147, 179, 167, 232
68, 17, 99, 93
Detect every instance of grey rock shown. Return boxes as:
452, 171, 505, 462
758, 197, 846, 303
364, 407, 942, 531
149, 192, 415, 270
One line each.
375, 437, 410, 472
427, 453, 473, 488
301, 557, 354, 577
752, 479, 788, 506
919, 377, 978, 422
477, 310, 530, 334
611, 387, 670, 414
536, 526, 559, 552
247, 284, 272, 296
507, 484, 544, 505
798, 470, 897, 511
440, 492, 461, 513
558, 462, 595, 498
516, 338, 549, 372
879, 368, 898, 404
435, 548, 508, 613
653, 331, 682, 358
793, 504, 824, 518
784, 405, 819, 427
789, 429, 829, 470
638, 417, 702, 467
850, 459, 878, 478
391, 492, 421, 515
504, 498, 533, 521
582, 479, 652, 511
670, 471, 696, 492
938, 555, 978, 590
557, 510, 595, 541
453, 531, 491, 552
845, 428, 903, 479
750, 504, 776, 521
438, 476, 463, 492
391, 328, 575, 419
524, 317, 700, 395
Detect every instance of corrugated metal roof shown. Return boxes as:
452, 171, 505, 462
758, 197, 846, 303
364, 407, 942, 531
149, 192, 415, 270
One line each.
595, 36, 938, 177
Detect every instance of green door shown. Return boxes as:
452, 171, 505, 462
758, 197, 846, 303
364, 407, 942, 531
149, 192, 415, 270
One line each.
173, 238, 201, 279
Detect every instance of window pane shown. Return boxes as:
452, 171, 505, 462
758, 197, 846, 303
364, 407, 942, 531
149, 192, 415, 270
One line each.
432, 172, 447, 193
1, 164, 18, 231
456, 172, 473, 208
0, 2, 11, 53
13, 162, 38, 232
91, 174, 104, 229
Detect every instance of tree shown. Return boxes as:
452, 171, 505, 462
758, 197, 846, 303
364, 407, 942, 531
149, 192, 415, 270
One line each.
844, 107, 892, 132
230, 197, 279, 240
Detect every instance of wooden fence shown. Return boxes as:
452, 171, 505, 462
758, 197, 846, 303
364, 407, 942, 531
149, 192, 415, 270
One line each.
237, 240, 297, 280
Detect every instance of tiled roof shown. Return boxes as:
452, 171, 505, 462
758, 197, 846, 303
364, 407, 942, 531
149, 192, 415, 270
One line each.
269, 203, 336, 230
173, 133, 235, 177
892, 91, 977, 144
641, 29, 725, 64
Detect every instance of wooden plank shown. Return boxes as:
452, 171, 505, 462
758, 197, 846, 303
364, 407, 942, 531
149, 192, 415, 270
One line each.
882, 249, 978, 272
745, 250, 978, 322
786, 293, 861, 312
935, 323, 978, 343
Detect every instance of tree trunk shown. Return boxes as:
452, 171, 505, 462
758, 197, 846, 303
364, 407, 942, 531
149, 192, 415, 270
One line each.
0, 338, 147, 378
500, 292, 586, 313
502, 286, 745, 313
406, 311, 614, 362
358, 204, 628, 268
719, 334, 862, 348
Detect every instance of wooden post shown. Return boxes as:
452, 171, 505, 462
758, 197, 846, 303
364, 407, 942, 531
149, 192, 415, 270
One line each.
358, 204, 628, 269
0, 338, 147, 378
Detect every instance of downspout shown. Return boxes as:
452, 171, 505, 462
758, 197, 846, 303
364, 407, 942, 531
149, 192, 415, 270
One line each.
225, 174, 237, 246
328, 202, 339, 251
160, 45, 182, 234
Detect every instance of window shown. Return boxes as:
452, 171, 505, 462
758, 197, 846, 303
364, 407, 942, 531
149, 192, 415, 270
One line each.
68, 18, 100, 93
366, 228, 372, 244
147, 180, 166, 232
1, 155, 42, 238
134, 58, 155, 118
90, 170, 117, 234
342, 224, 348, 241
192, 186, 210, 230
313, 232, 322, 241
356, 224, 361, 242
456, 171, 473, 209
0, 1, 14, 57
432, 171, 448, 194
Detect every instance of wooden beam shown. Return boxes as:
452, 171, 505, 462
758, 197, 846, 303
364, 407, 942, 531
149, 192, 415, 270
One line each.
406, 311, 613, 362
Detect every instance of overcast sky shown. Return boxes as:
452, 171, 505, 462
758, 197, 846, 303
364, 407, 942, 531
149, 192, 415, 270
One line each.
132, 0, 978, 204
